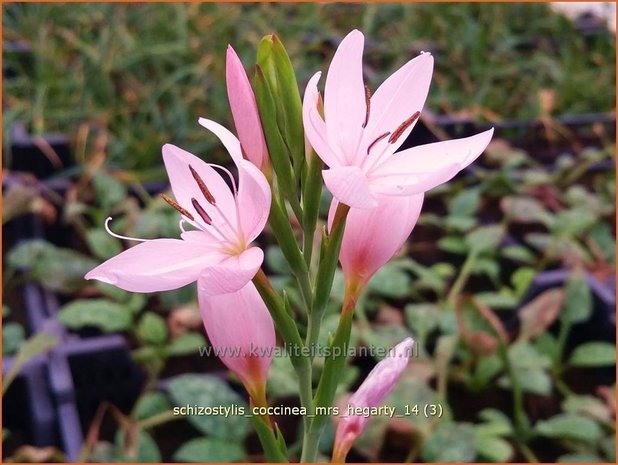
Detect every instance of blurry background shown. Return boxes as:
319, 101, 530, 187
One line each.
2, 2, 616, 464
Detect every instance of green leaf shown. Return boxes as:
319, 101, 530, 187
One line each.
535, 414, 602, 443
58, 299, 133, 332
93, 172, 128, 211
501, 196, 552, 225
85, 228, 123, 260
562, 395, 613, 423
173, 437, 245, 462
511, 267, 536, 298
265, 245, 290, 275
366, 263, 412, 298
7, 240, 97, 293
449, 188, 481, 217
474, 434, 513, 462
422, 422, 476, 462
3, 332, 58, 395
466, 225, 505, 254
137, 312, 168, 345
501, 245, 536, 264
166, 332, 206, 357
561, 272, 592, 324
134, 392, 171, 421
405, 303, 440, 346
568, 342, 616, 367
267, 355, 298, 398
2, 322, 25, 356
115, 430, 161, 462
438, 236, 468, 254
167, 374, 249, 439
363, 325, 413, 361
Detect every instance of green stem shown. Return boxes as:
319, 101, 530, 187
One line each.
251, 414, 289, 463
498, 344, 529, 441
303, 289, 356, 462
268, 199, 313, 311
305, 204, 350, 353
446, 250, 478, 306
301, 149, 323, 267
253, 270, 314, 454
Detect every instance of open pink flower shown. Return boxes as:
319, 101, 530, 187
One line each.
329, 194, 424, 292
199, 282, 275, 404
303, 29, 493, 209
85, 142, 271, 297
199, 45, 269, 171
333, 338, 414, 462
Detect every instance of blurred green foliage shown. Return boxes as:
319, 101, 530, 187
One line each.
3, 2, 615, 174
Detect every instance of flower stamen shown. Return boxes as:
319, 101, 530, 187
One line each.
191, 198, 213, 225
104, 217, 152, 242
189, 165, 216, 205
161, 194, 195, 221
367, 132, 391, 155
388, 111, 420, 144
362, 85, 372, 128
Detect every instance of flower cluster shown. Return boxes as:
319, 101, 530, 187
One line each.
85, 29, 492, 462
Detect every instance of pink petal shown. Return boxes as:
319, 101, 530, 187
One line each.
226, 46, 269, 169
84, 238, 223, 293
197, 118, 243, 163
350, 338, 414, 408
302, 72, 343, 168
334, 338, 414, 459
198, 246, 264, 296
323, 166, 377, 209
198, 282, 275, 392
370, 129, 494, 196
162, 144, 238, 237
324, 30, 366, 164
361, 53, 434, 155
235, 159, 271, 243
329, 194, 424, 286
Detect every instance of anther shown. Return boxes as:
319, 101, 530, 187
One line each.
161, 194, 195, 221
388, 111, 421, 144
188, 165, 216, 205
362, 85, 372, 128
191, 198, 212, 225
367, 132, 391, 155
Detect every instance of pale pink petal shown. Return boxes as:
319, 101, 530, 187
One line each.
333, 338, 414, 460
324, 30, 366, 163
197, 118, 243, 163
235, 159, 271, 243
85, 238, 224, 293
198, 246, 263, 296
323, 166, 377, 209
329, 194, 424, 286
198, 282, 275, 392
350, 338, 414, 408
162, 144, 238, 237
302, 72, 344, 168
226, 46, 268, 169
370, 129, 494, 196
361, 53, 434, 155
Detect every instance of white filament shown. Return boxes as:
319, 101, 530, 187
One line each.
104, 217, 153, 242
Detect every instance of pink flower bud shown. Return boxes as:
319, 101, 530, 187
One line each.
198, 282, 275, 405
333, 338, 414, 462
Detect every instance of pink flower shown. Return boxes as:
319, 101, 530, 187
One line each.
85, 142, 271, 297
303, 29, 493, 209
199, 45, 269, 171
332, 338, 414, 462
328, 194, 424, 293
199, 282, 275, 404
